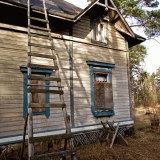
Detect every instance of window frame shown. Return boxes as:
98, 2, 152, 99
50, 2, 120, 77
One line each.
91, 16, 108, 45
20, 66, 52, 118
86, 60, 115, 117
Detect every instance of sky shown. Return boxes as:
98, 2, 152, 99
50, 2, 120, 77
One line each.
65, 0, 160, 74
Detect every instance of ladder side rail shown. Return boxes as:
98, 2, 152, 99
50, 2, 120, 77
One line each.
28, 0, 34, 159
42, 0, 71, 134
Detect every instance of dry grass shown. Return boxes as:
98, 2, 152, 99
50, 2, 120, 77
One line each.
76, 124, 160, 160
1, 125, 160, 160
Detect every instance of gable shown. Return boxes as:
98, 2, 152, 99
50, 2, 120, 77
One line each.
0, 0, 145, 47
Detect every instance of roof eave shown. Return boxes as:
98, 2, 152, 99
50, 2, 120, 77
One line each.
119, 31, 146, 48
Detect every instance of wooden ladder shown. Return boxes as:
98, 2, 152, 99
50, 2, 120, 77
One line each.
27, 0, 76, 159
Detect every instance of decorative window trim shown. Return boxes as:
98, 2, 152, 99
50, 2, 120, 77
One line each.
86, 60, 115, 117
20, 66, 52, 118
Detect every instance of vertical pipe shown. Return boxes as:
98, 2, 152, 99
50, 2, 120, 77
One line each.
46, 73, 50, 118
69, 26, 74, 127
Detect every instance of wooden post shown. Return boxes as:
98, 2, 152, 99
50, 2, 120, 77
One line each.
27, 0, 34, 159
20, 113, 29, 160
69, 29, 74, 127
110, 122, 120, 148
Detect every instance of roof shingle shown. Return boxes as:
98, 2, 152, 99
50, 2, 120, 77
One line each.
2, 0, 82, 18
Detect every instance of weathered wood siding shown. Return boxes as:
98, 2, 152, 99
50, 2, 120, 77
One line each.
0, 12, 131, 137
72, 15, 91, 42
0, 28, 71, 137
73, 45, 130, 126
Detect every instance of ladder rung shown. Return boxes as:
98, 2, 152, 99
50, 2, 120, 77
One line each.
29, 16, 49, 23
29, 103, 66, 108
30, 150, 76, 160
28, 52, 56, 60
28, 63, 58, 70
28, 43, 54, 49
29, 133, 72, 143
28, 33, 52, 40
28, 74, 61, 82
28, 25, 50, 31
28, 88, 64, 94
27, 84, 64, 88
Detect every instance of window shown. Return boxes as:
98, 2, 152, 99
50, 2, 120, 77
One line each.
91, 17, 108, 44
86, 60, 115, 117
20, 66, 52, 118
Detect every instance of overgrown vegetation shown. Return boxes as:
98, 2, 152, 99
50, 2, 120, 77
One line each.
76, 124, 160, 160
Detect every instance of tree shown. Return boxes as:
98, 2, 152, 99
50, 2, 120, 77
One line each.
129, 44, 147, 79
154, 66, 160, 104
129, 44, 147, 107
88, 0, 160, 39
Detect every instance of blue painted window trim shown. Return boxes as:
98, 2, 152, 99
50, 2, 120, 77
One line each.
20, 66, 52, 118
86, 61, 115, 117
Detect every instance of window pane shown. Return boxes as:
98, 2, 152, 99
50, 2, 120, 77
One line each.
100, 24, 104, 42
94, 23, 98, 41
31, 74, 46, 113
94, 73, 107, 82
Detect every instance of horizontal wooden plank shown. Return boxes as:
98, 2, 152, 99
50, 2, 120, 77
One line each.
0, 108, 23, 113
0, 37, 27, 46
29, 17, 49, 23
29, 133, 72, 143
28, 43, 54, 49
28, 88, 64, 94
28, 33, 52, 40
29, 103, 66, 108
0, 116, 23, 123
30, 150, 75, 160
0, 99, 22, 105
28, 63, 58, 70
28, 52, 56, 60
0, 42, 27, 51
28, 74, 61, 82
29, 25, 50, 32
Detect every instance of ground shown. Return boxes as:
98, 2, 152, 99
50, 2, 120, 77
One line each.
1, 107, 160, 160
76, 124, 160, 160
76, 107, 160, 160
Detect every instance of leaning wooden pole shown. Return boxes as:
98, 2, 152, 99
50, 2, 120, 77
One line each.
20, 113, 29, 160
27, 0, 34, 159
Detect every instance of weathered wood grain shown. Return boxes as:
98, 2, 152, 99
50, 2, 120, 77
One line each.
29, 103, 66, 108
29, 133, 72, 143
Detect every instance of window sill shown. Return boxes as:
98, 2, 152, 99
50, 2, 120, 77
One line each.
91, 40, 108, 46
93, 109, 114, 117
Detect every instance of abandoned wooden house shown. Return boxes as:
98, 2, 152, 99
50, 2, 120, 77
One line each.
0, 0, 145, 150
